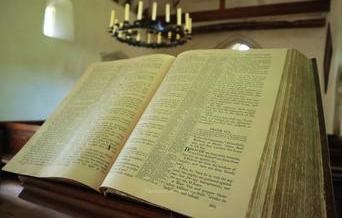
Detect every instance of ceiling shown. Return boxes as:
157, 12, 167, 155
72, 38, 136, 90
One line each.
173, 0, 316, 12
111, 0, 329, 32
113, 0, 328, 21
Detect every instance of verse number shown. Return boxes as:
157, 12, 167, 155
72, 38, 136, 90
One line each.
209, 204, 217, 208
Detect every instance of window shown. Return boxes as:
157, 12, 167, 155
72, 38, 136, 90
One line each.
230, 43, 251, 51
215, 35, 260, 50
43, 0, 74, 40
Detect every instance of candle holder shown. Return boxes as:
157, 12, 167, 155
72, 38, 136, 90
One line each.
108, 2, 192, 49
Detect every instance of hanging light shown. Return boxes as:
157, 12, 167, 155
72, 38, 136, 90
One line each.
108, 1, 192, 48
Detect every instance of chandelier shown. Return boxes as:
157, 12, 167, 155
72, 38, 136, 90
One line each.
108, 1, 192, 48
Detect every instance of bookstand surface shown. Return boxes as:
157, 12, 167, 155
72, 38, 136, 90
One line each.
18, 176, 184, 218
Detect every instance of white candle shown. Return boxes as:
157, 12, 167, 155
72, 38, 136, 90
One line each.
189, 18, 192, 34
136, 33, 141, 42
185, 13, 190, 31
168, 31, 172, 39
147, 33, 151, 44
124, 3, 130, 21
165, 4, 170, 23
157, 32, 161, 44
119, 22, 123, 33
109, 10, 115, 27
177, 8, 182, 26
137, 1, 143, 20
112, 25, 117, 34
176, 33, 180, 40
152, 2, 157, 21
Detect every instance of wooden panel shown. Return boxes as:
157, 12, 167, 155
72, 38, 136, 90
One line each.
0, 128, 4, 164
192, 18, 326, 34
324, 24, 333, 93
167, 0, 330, 22
0, 174, 67, 218
329, 135, 342, 167
3, 123, 40, 153
0, 122, 42, 163
19, 176, 184, 218
329, 134, 342, 192
219, 0, 225, 10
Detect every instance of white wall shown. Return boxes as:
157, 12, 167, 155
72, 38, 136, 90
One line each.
0, 0, 152, 121
326, 0, 342, 135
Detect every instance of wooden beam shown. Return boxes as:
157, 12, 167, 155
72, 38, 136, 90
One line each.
219, 0, 225, 10
192, 18, 326, 34
166, 0, 330, 22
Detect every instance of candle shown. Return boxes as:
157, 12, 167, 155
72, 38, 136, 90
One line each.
119, 22, 123, 33
176, 33, 180, 40
152, 2, 157, 21
136, 33, 141, 42
109, 10, 115, 27
147, 33, 151, 44
124, 3, 130, 21
177, 8, 182, 26
168, 31, 172, 39
112, 25, 117, 34
189, 18, 192, 34
185, 13, 190, 31
157, 32, 161, 44
165, 4, 170, 23
137, 1, 143, 20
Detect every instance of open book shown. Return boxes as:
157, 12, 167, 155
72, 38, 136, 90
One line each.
3, 49, 328, 217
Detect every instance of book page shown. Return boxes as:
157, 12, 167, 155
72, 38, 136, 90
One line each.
101, 49, 287, 217
3, 54, 175, 190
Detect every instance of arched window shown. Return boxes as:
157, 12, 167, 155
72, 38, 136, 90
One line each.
230, 42, 251, 51
43, 0, 74, 40
215, 35, 260, 50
